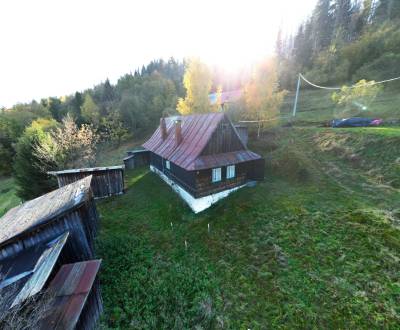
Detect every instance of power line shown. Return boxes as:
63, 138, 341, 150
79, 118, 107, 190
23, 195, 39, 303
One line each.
292, 73, 400, 116
299, 73, 400, 90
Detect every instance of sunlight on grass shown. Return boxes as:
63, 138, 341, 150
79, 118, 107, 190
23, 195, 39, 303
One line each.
96, 127, 400, 328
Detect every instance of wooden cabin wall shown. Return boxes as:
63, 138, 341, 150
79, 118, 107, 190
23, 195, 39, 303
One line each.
0, 203, 99, 262
150, 153, 197, 196
123, 155, 135, 170
55, 169, 124, 199
124, 151, 150, 170
247, 159, 265, 181
201, 118, 244, 156
194, 163, 248, 198
234, 126, 248, 147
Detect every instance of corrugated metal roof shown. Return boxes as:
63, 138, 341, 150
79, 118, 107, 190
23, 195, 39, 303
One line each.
0, 232, 68, 310
194, 150, 261, 170
0, 176, 92, 247
143, 113, 235, 170
41, 259, 101, 329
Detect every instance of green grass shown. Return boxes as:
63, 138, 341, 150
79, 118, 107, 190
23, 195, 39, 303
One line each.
280, 87, 400, 124
0, 177, 19, 217
95, 139, 145, 167
96, 127, 400, 329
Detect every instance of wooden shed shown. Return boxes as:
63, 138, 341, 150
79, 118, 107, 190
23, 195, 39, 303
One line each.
48, 166, 125, 199
0, 176, 99, 262
40, 259, 102, 330
143, 113, 264, 212
123, 149, 150, 170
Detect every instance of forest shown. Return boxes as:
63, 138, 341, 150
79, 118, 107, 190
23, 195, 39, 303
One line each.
1, 0, 400, 201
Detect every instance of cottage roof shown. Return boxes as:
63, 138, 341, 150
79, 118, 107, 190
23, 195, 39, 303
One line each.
0, 176, 92, 247
143, 113, 260, 170
40, 259, 101, 329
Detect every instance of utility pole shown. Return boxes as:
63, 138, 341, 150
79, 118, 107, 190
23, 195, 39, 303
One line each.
292, 74, 301, 117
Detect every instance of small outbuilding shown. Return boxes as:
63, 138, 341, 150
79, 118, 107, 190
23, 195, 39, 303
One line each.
123, 149, 150, 170
48, 166, 125, 199
0, 176, 99, 262
143, 113, 264, 212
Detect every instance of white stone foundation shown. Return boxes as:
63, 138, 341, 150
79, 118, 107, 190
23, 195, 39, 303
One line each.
150, 165, 247, 213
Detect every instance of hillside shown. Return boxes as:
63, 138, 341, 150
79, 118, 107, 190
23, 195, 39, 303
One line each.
0, 177, 19, 217
280, 87, 400, 124
96, 126, 400, 328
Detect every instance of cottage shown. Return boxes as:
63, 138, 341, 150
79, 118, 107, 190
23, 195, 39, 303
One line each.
143, 113, 264, 212
0, 176, 99, 262
48, 166, 125, 199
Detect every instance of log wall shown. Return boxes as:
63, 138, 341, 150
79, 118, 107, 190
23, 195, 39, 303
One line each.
51, 167, 124, 199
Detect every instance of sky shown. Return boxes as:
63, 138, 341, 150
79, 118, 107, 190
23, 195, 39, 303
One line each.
0, 0, 317, 107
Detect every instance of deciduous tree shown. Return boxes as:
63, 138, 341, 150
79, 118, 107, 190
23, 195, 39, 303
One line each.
177, 58, 213, 115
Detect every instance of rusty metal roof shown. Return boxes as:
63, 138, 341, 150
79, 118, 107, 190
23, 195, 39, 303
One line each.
0, 176, 92, 247
40, 259, 101, 329
194, 150, 261, 170
143, 112, 254, 170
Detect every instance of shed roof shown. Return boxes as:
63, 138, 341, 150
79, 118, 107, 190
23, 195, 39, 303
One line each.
143, 113, 255, 170
40, 259, 101, 329
0, 232, 68, 310
0, 176, 92, 247
48, 165, 124, 176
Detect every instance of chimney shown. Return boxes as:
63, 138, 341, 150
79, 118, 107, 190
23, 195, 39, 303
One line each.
175, 119, 182, 145
160, 117, 167, 140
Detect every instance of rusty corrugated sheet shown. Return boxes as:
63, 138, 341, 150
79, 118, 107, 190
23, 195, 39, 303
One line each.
143, 113, 227, 170
194, 150, 261, 170
0, 176, 92, 247
40, 259, 101, 330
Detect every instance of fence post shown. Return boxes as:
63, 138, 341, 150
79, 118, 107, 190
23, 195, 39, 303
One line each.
292, 74, 301, 117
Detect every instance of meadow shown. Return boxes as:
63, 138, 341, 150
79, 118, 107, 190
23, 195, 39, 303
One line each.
96, 126, 400, 329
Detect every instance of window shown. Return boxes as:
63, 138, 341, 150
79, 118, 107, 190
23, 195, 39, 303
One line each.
165, 160, 170, 170
212, 168, 221, 183
226, 165, 235, 179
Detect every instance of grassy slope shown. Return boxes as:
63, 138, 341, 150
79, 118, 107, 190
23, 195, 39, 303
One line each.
280, 87, 400, 124
96, 127, 400, 329
0, 177, 19, 217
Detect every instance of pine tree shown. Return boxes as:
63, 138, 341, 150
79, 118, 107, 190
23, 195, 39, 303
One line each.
333, 0, 353, 43
311, 0, 334, 52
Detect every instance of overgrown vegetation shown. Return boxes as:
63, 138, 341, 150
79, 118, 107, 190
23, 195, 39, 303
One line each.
97, 126, 400, 328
